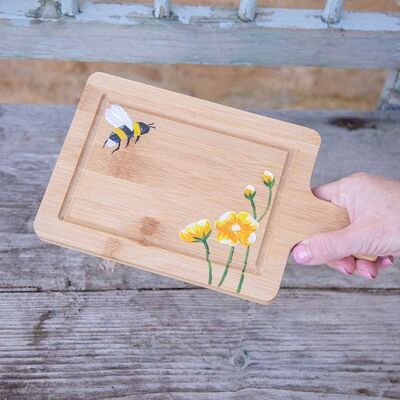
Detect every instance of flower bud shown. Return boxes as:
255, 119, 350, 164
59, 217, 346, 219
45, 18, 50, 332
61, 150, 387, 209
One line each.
263, 170, 275, 187
244, 184, 256, 199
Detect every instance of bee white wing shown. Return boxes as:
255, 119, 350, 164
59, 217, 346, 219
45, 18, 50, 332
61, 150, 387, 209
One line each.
105, 104, 133, 128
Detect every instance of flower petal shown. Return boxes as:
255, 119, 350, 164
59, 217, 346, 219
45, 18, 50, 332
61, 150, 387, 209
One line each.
217, 230, 239, 246
180, 219, 212, 243
179, 229, 195, 243
247, 232, 257, 244
197, 218, 212, 236
215, 211, 237, 231
237, 211, 259, 232
238, 230, 257, 246
185, 222, 200, 237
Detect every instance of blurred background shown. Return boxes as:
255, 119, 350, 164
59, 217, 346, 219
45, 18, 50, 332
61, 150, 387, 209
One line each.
1, 0, 399, 109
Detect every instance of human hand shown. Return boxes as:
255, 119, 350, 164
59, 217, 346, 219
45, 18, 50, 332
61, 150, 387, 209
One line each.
292, 173, 400, 279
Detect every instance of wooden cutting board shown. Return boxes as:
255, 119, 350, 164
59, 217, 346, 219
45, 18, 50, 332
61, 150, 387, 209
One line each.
34, 72, 350, 304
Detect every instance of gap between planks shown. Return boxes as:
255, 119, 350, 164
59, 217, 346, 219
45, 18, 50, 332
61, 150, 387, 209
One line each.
0, 287, 398, 295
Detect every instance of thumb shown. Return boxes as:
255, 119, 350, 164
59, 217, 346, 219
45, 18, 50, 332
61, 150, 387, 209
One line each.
292, 226, 361, 265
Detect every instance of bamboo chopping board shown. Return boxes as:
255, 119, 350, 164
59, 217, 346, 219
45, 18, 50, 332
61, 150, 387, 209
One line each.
34, 72, 350, 304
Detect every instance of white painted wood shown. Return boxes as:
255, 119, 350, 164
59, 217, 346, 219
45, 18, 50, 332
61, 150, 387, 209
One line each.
0, 0, 39, 16
238, 0, 257, 22
60, 0, 79, 16
322, 0, 344, 24
378, 70, 400, 110
0, 105, 399, 292
154, 0, 170, 18
0, 290, 398, 398
0, 7, 398, 67
2, 0, 80, 18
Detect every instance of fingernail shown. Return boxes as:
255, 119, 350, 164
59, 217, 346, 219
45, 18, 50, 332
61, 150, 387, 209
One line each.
292, 244, 312, 264
338, 265, 353, 275
380, 256, 394, 268
357, 269, 376, 279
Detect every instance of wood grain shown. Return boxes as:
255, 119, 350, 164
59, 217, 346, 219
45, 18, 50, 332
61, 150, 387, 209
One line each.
0, 5, 399, 68
0, 104, 399, 293
0, 289, 398, 399
1, 104, 399, 398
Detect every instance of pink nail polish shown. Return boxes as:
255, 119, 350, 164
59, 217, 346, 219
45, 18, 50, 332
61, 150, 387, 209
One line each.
380, 256, 394, 268
293, 245, 312, 264
338, 265, 352, 275
357, 269, 376, 279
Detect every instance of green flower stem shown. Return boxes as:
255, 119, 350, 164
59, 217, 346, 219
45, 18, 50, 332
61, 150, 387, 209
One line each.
237, 246, 250, 293
218, 246, 235, 287
257, 186, 272, 223
202, 239, 213, 285
249, 197, 257, 220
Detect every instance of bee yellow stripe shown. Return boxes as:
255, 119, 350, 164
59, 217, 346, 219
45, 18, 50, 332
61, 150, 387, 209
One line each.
133, 122, 141, 137
114, 127, 127, 140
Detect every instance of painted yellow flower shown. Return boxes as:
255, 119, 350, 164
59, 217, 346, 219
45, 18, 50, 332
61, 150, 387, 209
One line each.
263, 170, 275, 187
179, 219, 212, 243
244, 184, 256, 199
215, 211, 258, 246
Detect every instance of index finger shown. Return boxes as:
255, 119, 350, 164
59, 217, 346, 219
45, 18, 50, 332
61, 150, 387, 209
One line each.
312, 179, 347, 208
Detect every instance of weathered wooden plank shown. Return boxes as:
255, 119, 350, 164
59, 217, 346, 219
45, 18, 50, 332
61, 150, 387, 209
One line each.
322, 0, 344, 24
0, 105, 399, 292
0, 5, 399, 68
0, 289, 398, 399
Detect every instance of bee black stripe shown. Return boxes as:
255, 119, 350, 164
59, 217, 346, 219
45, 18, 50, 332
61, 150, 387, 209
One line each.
110, 133, 120, 142
120, 125, 134, 138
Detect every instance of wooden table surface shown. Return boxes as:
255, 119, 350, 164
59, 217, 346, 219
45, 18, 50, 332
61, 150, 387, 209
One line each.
0, 105, 399, 399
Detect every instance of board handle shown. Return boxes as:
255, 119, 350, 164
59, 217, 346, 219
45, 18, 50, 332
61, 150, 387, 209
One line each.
302, 194, 376, 262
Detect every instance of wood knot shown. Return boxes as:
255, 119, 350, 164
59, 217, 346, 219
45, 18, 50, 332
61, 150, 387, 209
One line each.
140, 217, 160, 236
104, 238, 120, 258
231, 349, 249, 369
138, 217, 160, 247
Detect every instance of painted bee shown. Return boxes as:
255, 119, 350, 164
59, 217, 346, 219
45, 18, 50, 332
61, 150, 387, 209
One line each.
103, 104, 156, 153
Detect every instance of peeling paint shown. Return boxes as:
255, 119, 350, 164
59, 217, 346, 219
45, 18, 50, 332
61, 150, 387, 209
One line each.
26, 0, 61, 19
1, 0, 77, 19
1, 2, 398, 33
172, 5, 213, 24
0, 4, 399, 68
75, 2, 152, 24
255, 8, 400, 32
